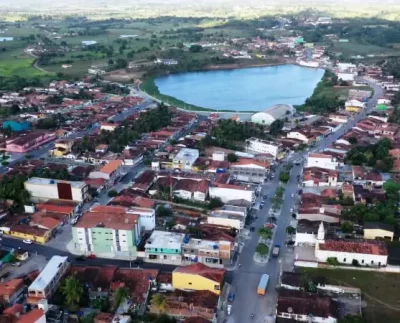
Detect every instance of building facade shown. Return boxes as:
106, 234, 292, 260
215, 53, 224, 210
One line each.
145, 231, 184, 265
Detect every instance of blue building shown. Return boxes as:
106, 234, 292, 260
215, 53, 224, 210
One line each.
3, 120, 31, 132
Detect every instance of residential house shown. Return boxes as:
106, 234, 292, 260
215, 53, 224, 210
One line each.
363, 222, 394, 241
100, 123, 118, 131
207, 205, 247, 230
73, 206, 141, 258
229, 158, 270, 184
345, 99, 365, 113
276, 289, 339, 323
145, 231, 185, 265
173, 179, 209, 202
17, 309, 46, 323
24, 177, 89, 202
302, 167, 339, 187
328, 113, 350, 124
0, 278, 25, 305
306, 153, 341, 170
172, 263, 225, 295
245, 138, 281, 158
172, 148, 199, 171
181, 237, 232, 268
50, 140, 74, 157
209, 183, 255, 204
88, 160, 123, 182
286, 130, 316, 144
27, 256, 69, 304
9, 225, 52, 244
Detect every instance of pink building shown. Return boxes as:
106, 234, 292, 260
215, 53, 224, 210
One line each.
6, 132, 56, 153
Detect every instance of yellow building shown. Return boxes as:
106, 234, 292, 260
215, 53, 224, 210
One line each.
345, 99, 365, 113
9, 225, 51, 244
345, 106, 362, 113
51, 139, 74, 156
364, 222, 394, 241
172, 263, 226, 295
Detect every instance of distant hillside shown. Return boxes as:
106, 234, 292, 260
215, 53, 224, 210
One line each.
2, 0, 400, 20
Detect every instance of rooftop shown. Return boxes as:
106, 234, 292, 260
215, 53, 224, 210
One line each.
319, 240, 388, 255
25, 177, 86, 189
145, 230, 185, 250
174, 263, 225, 284
17, 309, 44, 323
0, 278, 24, 297
364, 222, 394, 232
28, 256, 68, 291
99, 160, 123, 174
76, 210, 139, 231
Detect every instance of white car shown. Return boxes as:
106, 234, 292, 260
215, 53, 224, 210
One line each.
23, 239, 33, 244
291, 193, 295, 198
227, 304, 232, 315
290, 208, 294, 213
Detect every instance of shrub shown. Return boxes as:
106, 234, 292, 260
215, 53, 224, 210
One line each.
327, 257, 339, 266
108, 190, 118, 197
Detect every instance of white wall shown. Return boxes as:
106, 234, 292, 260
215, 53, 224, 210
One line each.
25, 183, 59, 200
194, 191, 206, 202
139, 210, 156, 231
295, 232, 317, 246
316, 248, 388, 266
207, 216, 242, 230
88, 171, 110, 180
277, 312, 336, 323
306, 156, 339, 170
287, 132, 309, 143
173, 190, 192, 200
209, 187, 254, 203
246, 139, 279, 157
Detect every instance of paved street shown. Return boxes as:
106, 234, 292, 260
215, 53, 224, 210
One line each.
228, 80, 382, 322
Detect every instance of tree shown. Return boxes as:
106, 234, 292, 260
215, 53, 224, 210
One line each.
112, 287, 129, 311
286, 226, 296, 235
348, 137, 358, 145
227, 153, 238, 163
279, 171, 290, 183
108, 190, 118, 197
269, 119, 284, 136
258, 227, 272, 240
151, 293, 168, 313
189, 44, 202, 52
341, 221, 354, 233
115, 58, 127, 69
61, 275, 84, 308
156, 205, 172, 217
256, 243, 269, 256
208, 197, 224, 209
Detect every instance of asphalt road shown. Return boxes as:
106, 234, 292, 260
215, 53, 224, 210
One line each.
228, 80, 382, 323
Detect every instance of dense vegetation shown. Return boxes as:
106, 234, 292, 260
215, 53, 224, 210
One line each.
298, 70, 344, 114
0, 174, 31, 207
344, 138, 394, 172
73, 103, 172, 153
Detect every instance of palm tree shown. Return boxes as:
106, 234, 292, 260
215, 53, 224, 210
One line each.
112, 287, 129, 311
61, 275, 84, 308
151, 293, 168, 313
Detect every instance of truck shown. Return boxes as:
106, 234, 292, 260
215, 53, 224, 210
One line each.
272, 244, 280, 257
257, 274, 270, 296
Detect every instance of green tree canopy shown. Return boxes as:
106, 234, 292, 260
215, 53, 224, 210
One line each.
61, 275, 84, 309
256, 243, 269, 256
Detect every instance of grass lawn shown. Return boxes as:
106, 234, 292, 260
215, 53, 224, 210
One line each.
329, 42, 400, 58
299, 268, 400, 323
0, 58, 48, 77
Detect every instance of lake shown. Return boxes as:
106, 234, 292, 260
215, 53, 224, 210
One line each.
154, 64, 325, 111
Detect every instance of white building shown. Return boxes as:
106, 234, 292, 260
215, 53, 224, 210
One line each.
24, 177, 89, 202
230, 159, 269, 183
306, 153, 340, 170
28, 256, 69, 304
295, 221, 328, 246
251, 104, 295, 125
286, 130, 313, 144
209, 184, 255, 203
128, 207, 156, 231
315, 227, 388, 266
172, 148, 199, 171
145, 231, 185, 265
208, 205, 248, 230
345, 99, 365, 109
245, 137, 280, 157
337, 72, 355, 82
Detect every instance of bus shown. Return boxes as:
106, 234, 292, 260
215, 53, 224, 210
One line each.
257, 274, 270, 296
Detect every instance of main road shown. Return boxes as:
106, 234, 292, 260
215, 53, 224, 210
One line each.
228, 80, 382, 322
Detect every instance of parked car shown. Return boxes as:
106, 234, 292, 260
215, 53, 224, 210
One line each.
263, 195, 268, 200
12, 262, 21, 267
290, 208, 294, 213
250, 226, 255, 232
227, 304, 232, 315
228, 293, 235, 302
291, 193, 295, 198
22, 239, 33, 244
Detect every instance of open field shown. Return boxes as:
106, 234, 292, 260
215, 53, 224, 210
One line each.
299, 268, 400, 323
328, 42, 400, 58
0, 58, 48, 77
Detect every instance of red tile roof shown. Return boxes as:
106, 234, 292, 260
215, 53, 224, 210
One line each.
99, 160, 123, 174
319, 240, 388, 255
174, 263, 225, 284
17, 309, 44, 323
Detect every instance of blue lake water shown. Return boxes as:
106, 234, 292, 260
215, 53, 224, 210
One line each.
154, 64, 325, 111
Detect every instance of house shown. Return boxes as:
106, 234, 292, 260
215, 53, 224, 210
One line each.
306, 153, 341, 170
9, 225, 52, 244
17, 309, 46, 323
245, 138, 281, 157
209, 183, 255, 203
229, 158, 270, 183
15, 249, 29, 261
173, 179, 209, 202
287, 130, 315, 144
73, 207, 141, 258
148, 290, 218, 321
100, 123, 118, 131
88, 160, 123, 182
145, 231, 185, 265
27, 256, 69, 304
2, 120, 31, 132
208, 205, 247, 230
251, 104, 295, 125
276, 289, 339, 323
328, 113, 349, 124
6, 132, 56, 153
172, 263, 225, 295
172, 148, 199, 171
24, 177, 89, 202
302, 167, 339, 187
0, 278, 25, 305
363, 222, 394, 241
345, 99, 365, 113
50, 140, 74, 157
297, 207, 340, 224
182, 237, 233, 268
